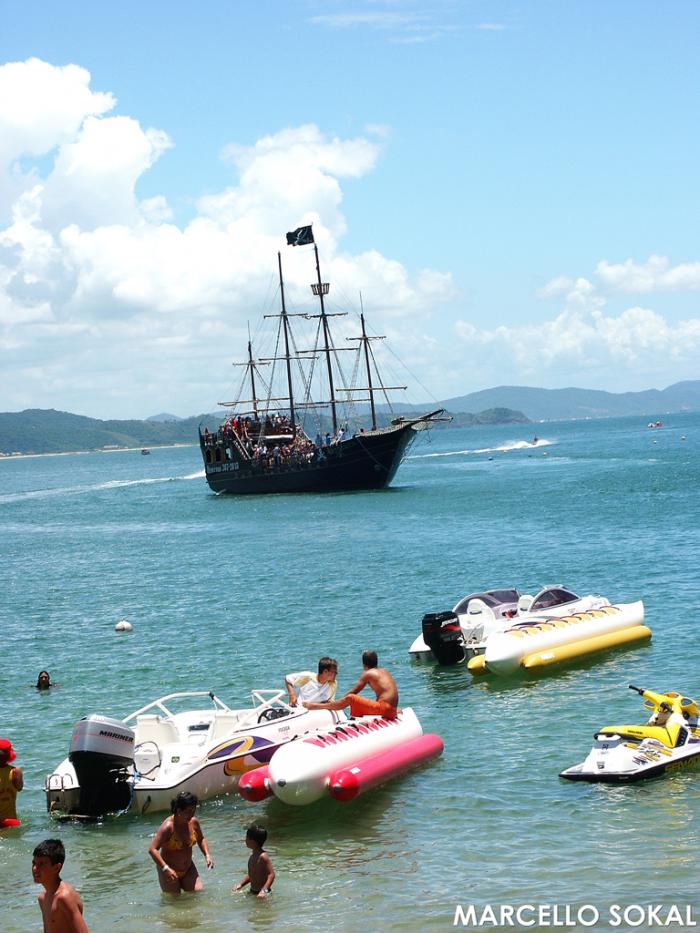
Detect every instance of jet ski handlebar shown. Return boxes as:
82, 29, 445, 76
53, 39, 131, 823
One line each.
629, 684, 673, 711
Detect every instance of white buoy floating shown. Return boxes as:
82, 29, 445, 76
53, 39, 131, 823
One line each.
115, 619, 133, 633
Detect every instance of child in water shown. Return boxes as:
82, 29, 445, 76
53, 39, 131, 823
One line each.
233, 824, 275, 897
32, 839, 88, 933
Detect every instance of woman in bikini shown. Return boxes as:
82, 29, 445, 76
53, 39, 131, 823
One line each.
148, 791, 213, 894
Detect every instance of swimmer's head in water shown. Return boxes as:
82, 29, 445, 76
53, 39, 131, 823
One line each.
36, 671, 51, 689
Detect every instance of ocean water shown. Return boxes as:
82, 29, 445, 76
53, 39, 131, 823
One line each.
1, 414, 699, 932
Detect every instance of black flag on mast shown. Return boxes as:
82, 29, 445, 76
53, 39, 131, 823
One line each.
286, 225, 314, 246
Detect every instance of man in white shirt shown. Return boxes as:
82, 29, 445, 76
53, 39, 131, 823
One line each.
285, 657, 338, 706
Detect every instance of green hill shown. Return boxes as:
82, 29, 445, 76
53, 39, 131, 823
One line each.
0, 406, 528, 455
0, 409, 208, 455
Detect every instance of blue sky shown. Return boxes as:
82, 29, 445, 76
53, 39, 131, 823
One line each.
1, 1, 699, 418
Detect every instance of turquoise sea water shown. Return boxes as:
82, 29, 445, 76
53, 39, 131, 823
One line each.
1, 414, 699, 932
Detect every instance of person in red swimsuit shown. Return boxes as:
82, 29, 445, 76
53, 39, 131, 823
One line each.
148, 791, 213, 894
0, 738, 23, 828
303, 650, 400, 719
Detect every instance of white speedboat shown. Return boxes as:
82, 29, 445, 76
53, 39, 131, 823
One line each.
45, 689, 342, 819
409, 585, 611, 665
561, 685, 700, 782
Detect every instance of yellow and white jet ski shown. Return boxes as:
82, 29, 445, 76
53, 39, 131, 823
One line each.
561, 685, 700, 783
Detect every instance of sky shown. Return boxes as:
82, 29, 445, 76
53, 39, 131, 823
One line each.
1, 0, 699, 419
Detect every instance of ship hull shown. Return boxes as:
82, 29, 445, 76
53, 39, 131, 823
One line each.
200, 421, 418, 495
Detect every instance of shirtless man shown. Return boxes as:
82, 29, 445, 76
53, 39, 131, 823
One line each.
303, 650, 400, 719
32, 839, 88, 933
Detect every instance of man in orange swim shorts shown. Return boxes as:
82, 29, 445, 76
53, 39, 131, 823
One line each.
303, 650, 400, 719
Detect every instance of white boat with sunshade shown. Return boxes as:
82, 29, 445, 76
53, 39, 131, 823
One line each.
45, 689, 341, 819
411, 585, 610, 664
409, 585, 648, 674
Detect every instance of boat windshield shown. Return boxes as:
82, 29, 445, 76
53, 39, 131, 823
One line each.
529, 587, 580, 611
454, 589, 521, 615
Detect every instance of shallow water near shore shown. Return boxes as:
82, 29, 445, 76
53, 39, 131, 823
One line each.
1, 414, 699, 932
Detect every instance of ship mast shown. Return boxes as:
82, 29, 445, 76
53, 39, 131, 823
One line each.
277, 252, 296, 431
360, 310, 377, 431
311, 242, 338, 435
247, 333, 258, 420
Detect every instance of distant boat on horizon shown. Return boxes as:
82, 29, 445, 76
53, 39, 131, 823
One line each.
198, 225, 446, 495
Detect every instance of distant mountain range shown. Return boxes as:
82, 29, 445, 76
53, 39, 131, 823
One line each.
433, 380, 700, 422
1, 379, 697, 455
146, 412, 184, 423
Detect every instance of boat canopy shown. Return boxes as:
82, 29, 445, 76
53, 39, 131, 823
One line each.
529, 586, 580, 612
454, 589, 521, 616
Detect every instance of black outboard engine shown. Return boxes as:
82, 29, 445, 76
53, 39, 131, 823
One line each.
421, 610, 465, 665
69, 715, 135, 817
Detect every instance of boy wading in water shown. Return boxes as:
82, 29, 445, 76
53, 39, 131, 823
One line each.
32, 839, 88, 933
233, 824, 275, 897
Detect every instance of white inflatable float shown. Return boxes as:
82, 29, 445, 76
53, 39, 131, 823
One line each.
467, 601, 648, 675
239, 708, 443, 805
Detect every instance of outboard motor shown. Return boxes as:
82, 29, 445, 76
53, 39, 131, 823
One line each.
69, 715, 135, 817
421, 610, 465, 665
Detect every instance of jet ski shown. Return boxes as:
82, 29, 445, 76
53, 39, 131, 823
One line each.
560, 685, 700, 783
45, 689, 342, 819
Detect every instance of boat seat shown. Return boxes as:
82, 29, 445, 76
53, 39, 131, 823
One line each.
210, 713, 243, 741
466, 599, 491, 619
599, 723, 681, 748
134, 715, 179, 747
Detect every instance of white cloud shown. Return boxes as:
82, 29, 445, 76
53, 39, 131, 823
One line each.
454, 303, 700, 389
309, 9, 459, 43
5, 57, 698, 418
596, 255, 700, 292
541, 254, 700, 298
0, 58, 114, 161
40, 115, 172, 232
521, 256, 700, 385
0, 58, 114, 215
309, 12, 429, 30
0, 60, 455, 417
535, 275, 573, 299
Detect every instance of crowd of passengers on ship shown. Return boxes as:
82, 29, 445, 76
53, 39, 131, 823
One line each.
202, 414, 355, 469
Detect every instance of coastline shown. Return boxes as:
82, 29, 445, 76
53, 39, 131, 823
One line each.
0, 442, 196, 461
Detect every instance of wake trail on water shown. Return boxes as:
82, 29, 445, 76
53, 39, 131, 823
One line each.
0, 471, 205, 504
410, 438, 555, 459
